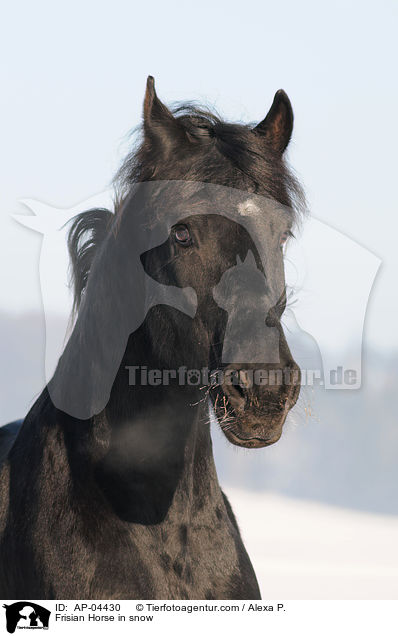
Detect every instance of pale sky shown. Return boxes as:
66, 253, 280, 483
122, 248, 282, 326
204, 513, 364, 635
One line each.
1, 0, 397, 351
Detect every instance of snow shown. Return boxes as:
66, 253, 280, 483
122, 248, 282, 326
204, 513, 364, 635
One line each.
225, 488, 398, 599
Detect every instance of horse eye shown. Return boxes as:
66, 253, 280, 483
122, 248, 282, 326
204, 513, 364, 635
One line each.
174, 225, 192, 246
280, 230, 292, 246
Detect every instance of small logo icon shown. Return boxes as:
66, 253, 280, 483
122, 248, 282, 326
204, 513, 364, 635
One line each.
2, 603, 50, 633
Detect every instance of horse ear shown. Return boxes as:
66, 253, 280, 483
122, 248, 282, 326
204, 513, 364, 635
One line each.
143, 76, 188, 152
253, 90, 293, 153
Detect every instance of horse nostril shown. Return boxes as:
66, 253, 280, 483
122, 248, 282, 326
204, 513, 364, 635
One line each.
238, 370, 252, 389
223, 368, 252, 404
234, 383, 246, 401
222, 377, 247, 411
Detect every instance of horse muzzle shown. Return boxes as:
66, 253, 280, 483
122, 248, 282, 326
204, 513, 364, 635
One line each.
212, 363, 301, 448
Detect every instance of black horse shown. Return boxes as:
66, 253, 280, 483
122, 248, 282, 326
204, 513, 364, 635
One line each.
0, 77, 304, 599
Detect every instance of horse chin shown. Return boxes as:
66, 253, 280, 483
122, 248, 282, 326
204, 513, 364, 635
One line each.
213, 396, 288, 448
222, 424, 283, 448
220, 416, 285, 448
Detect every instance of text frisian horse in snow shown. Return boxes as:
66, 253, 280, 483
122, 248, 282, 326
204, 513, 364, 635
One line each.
0, 77, 305, 599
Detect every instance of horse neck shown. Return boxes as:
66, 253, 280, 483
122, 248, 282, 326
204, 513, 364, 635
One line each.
75, 331, 220, 525
51, 232, 222, 521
